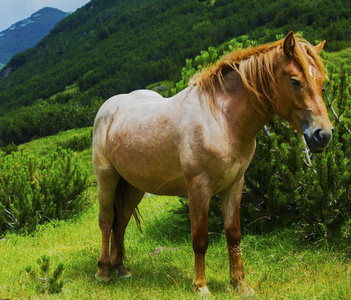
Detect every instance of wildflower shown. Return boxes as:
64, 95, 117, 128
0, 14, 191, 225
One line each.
149, 246, 179, 257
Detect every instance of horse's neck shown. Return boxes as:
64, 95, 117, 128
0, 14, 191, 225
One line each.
218, 72, 273, 143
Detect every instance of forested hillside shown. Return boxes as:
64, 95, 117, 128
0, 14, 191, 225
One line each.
1, 0, 351, 146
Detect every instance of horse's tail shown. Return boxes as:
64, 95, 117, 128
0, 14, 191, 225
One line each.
113, 177, 142, 259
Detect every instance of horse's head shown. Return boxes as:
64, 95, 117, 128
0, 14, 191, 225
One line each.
274, 32, 332, 153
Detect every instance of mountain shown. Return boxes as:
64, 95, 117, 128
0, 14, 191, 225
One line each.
0, 7, 68, 69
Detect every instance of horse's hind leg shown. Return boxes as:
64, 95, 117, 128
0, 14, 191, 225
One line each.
110, 178, 144, 278
95, 164, 120, 281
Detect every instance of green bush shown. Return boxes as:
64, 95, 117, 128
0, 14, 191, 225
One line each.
0, 142, 18, 155
0, 101, 98, 147
57, 130, 92, 152
0, 148, 89, 234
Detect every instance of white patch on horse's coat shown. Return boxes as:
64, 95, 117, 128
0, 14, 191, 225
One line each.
309, 65, 313, 77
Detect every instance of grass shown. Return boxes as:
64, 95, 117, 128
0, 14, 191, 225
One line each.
1, 130, 350, 299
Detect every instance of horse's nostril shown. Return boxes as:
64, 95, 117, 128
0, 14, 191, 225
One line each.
313, 129, 323, 143
312, 128, 332, 147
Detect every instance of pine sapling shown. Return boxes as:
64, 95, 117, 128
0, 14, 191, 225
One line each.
25, 255, 64, 294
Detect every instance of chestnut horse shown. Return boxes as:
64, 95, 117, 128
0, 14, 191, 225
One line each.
93, 32, 332, 297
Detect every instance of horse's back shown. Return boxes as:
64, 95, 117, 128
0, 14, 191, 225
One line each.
93, 89, 168, 142
129, 89, 164, 98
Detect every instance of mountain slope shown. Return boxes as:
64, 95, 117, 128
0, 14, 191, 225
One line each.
0, 7, 68, 69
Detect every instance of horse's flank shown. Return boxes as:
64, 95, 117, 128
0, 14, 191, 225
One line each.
190, 34, 327, 115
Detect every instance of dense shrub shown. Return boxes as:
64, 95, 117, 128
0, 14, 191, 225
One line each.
57, 130, 93, 152
0, 148, 89, 234
0, 102, 97, 147
0, 142, 18, 155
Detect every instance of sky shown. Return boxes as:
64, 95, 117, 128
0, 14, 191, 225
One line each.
0, 0, 91, 32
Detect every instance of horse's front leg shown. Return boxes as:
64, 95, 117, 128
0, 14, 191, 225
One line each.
219, 176, 255, 298
187, 176, 212, 296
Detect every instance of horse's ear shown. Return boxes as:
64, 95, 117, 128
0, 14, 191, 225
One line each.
315, 40, 326, 54
283, 31, 295, 57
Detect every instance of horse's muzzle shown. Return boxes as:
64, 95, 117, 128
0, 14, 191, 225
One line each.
304, 127, 333, 154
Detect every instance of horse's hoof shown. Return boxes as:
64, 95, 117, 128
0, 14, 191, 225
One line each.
116, 268, 132, 279
237, 282, 256, 299
197, 285, 211, 299
95, 270, 112, 282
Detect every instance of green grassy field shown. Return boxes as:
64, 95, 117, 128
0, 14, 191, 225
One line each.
1, 128, 350, 299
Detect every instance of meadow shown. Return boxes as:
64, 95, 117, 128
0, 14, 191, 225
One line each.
0, 128, 350, 299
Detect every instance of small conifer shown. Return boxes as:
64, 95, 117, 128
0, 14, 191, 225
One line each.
25, 255, 64, 294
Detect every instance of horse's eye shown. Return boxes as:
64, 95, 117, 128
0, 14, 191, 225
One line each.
291, 78, 301, 87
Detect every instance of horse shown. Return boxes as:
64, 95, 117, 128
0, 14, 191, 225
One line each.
92, 32, 332, 297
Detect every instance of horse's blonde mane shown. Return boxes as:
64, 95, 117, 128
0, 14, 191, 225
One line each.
189, 34, 326, 115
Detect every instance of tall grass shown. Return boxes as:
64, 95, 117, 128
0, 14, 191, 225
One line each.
1, 191, 350, 299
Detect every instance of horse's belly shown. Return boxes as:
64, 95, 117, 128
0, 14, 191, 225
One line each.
115, 161, 187, 196
108, 136, 187, 195
134, 175, 187, 196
